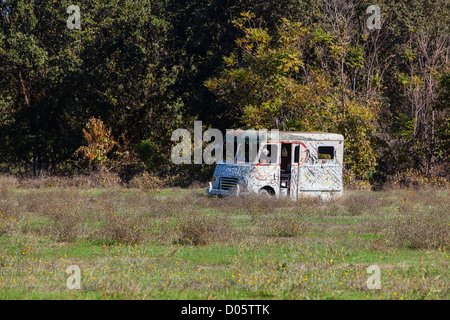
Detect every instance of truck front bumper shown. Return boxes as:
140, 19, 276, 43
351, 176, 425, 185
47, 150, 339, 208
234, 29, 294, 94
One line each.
206, 182, 249, 197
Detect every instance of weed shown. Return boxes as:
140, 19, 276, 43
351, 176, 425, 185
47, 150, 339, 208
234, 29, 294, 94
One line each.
393, 205, 449, 250
260, 214, 307, 237
342, 193, 379, 216
0, 183, 448, 300
175, 214, 233, 246
98, 212, 145, 245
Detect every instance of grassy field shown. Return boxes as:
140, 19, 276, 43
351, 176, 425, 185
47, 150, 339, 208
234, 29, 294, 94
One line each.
0, 184, 448, 300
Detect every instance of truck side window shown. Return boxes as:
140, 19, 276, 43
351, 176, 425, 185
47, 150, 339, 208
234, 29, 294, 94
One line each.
318, 146, 335, 160
259, 144, 278, 164
293, 146, 299, 163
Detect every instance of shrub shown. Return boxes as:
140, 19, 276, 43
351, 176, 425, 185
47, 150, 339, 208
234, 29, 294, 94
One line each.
260, 214, 307, 237
0, 212, 14, 236
393, 205, 449, 250
136, 139, 159, 170
176, 214, 233, 246
98, 213, 144, 245
75, 117, 117, 172
342, 193, 379, 216
48, 209, 85, 243
384, 169, 449, 190
128, 171, 163, 190
0, 175, 19, 188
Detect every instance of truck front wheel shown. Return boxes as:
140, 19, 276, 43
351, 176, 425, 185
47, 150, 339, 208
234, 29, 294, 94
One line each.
259, 187, 275, 196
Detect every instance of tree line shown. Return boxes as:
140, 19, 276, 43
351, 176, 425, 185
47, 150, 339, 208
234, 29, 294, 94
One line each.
0, 0, 448, 187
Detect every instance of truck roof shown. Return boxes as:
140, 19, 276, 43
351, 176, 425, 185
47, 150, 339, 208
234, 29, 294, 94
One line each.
224, 130, 344, 142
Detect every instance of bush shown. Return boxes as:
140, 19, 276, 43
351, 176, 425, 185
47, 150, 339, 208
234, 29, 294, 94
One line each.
393, 205, 449, 250
260, 214, 307, 237
0, 212, 15, 236
50, 211, 85, 243
0, 175, 18, 195
384, 169, 449, 190
128, 171, 163, 190
54, 159, 83, 176
176, 214, 233, 246
136, 139, 159, 171
98, 213, 144, 245
342, 193, 379, 216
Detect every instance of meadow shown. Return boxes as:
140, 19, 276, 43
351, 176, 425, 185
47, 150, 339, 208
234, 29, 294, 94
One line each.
0, 179, 448, 300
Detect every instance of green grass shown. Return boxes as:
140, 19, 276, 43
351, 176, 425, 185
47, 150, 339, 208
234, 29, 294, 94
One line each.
0, 186, 448, 300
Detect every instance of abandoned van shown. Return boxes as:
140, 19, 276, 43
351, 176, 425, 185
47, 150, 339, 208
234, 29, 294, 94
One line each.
206, 131, 344, 200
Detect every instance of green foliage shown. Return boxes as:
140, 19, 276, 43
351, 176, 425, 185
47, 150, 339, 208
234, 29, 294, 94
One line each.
0, 0, 181, 176
0, 0, 448, 185
136, 139, 159, 171
206, 15, 381, 179
346, 45, 364, 69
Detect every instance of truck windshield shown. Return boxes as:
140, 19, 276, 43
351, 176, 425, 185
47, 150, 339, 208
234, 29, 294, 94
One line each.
235, 141, 259, 164
219, 141, 259, 164
219, 140, 238, 164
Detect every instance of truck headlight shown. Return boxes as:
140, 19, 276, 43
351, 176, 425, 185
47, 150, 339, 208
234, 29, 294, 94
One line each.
212, 176, 218, 188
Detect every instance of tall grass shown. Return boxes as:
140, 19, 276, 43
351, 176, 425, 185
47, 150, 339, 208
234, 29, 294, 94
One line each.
392, 192, 449, 249
0, 181, 448, 300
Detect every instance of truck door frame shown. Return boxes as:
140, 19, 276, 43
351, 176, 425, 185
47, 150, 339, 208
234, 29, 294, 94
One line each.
289, 143, 299, 199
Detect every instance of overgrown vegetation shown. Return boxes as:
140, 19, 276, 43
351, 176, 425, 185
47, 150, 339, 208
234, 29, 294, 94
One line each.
0, 182, 448, 299
0, 1, 448, 188
0, 2, 448, 301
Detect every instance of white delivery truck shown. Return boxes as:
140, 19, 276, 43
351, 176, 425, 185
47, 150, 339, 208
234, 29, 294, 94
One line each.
206, 131, 344, 200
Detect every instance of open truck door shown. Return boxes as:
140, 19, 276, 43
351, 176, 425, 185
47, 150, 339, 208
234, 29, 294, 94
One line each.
289, 143, 309, 200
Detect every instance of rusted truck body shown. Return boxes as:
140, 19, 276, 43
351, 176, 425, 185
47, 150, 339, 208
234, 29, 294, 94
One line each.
206, 131, 344, 200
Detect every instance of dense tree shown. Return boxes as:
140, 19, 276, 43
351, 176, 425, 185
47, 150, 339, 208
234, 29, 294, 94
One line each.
165, 0, 317, 130
0, 0, 448, 185
0, 0, 181, 175
205, 13, 381, 180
